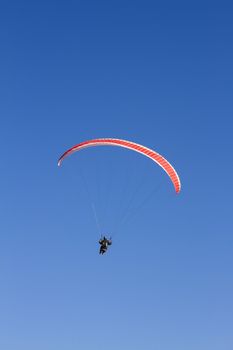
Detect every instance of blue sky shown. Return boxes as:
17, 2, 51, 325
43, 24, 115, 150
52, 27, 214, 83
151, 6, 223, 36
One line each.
1, 1, 233, 349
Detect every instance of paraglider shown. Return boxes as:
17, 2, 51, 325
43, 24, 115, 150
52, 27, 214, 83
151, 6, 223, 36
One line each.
99, 236, 112, 255
58, 138, 181, 255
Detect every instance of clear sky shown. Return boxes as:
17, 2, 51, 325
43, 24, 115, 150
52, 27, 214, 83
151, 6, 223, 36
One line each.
1, 1, 233, 349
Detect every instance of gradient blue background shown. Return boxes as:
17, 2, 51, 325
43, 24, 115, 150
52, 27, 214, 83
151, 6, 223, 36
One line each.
1, 1, 233, 349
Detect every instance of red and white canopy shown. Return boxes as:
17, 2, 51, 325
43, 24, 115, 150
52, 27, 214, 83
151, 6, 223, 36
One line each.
58, 138, 181, 193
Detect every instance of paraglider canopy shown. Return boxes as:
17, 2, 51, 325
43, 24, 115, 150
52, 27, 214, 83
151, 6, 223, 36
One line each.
58, 138, 181, 193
